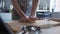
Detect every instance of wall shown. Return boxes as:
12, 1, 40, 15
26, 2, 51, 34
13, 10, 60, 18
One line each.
55, 0, 60, 12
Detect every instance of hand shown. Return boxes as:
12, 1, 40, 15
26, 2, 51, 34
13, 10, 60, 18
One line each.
19, 16, 43, 23
26, 16, 42, 23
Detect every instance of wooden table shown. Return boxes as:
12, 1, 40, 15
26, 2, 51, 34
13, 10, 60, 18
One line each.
7, 20, 60, 33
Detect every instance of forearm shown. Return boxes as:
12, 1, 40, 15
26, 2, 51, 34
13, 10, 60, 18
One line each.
11, 0, 27, 19
30, 0, 39, 16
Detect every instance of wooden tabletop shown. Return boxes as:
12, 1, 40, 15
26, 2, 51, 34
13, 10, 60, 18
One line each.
7, 20, 60, 33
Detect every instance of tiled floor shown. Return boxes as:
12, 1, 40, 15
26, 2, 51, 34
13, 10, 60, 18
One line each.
41, 26, 60, 34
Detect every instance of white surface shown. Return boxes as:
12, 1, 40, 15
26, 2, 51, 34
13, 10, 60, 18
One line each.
0, 13, 12, 23
36, 10, 49, 12
41, 26, 60, 34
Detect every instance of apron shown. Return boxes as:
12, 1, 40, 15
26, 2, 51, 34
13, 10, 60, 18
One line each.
12, 0, 32, 20
17, 0, 32, 16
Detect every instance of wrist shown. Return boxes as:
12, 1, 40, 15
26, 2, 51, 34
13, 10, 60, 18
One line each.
29, 16, 36, 18
26, 16, 29, 18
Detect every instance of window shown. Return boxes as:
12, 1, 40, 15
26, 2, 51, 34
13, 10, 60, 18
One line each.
36, 0, 56, 12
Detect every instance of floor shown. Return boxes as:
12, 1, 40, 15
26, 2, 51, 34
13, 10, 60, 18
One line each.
41, 26, 60, 34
